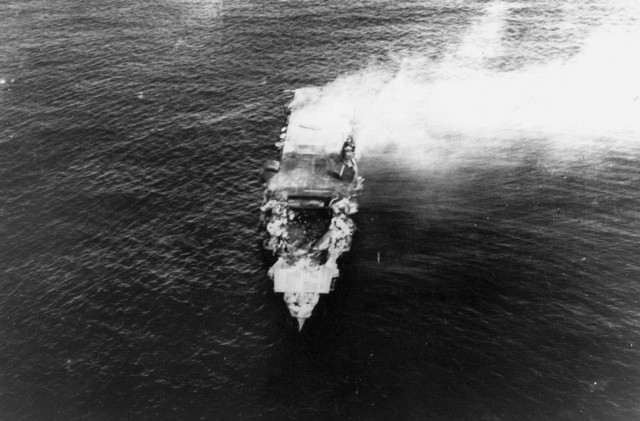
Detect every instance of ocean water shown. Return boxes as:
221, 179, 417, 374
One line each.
1, 0, 640, 420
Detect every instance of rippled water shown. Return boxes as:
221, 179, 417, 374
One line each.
2, 0, 640, 420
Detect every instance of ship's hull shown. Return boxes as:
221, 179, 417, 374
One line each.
261, 88, 363, 330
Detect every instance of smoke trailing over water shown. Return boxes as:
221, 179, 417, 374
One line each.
297, 1, 640, 169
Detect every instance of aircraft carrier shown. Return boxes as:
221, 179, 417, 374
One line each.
261, 87, 364, 330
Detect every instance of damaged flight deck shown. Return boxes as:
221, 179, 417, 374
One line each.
261, 87, 364, 330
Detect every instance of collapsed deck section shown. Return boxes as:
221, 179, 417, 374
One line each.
267, 152, 357, 202
267, 86, 359, 202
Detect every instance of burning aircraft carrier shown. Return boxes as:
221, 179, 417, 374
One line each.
261, 87, 364, 330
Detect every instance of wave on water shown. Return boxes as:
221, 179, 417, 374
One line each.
167, 0, 224, 20
287, 1, 640, 169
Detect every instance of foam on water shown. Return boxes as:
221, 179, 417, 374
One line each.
288, 1, 640, 169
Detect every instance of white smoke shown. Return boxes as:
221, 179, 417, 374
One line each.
292, 1, 640, 169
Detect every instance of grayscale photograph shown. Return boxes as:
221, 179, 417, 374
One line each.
1, 0, 639, 420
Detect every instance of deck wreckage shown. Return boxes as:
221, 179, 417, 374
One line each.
261, 87, 364, 330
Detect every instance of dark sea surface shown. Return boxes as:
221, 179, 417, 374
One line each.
2, 0, 640, 420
